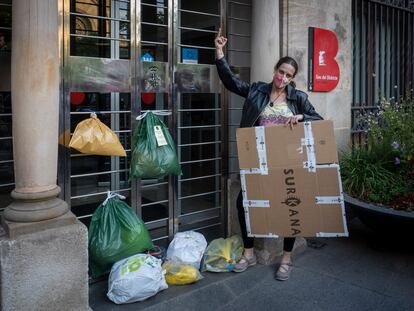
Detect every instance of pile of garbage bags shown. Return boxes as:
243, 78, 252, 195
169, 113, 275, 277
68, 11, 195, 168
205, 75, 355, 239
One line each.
89, 192, 245, 304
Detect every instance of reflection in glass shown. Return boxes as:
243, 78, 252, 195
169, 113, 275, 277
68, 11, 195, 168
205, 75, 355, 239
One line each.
180, 192, 221, 215
142, 6, 167, 25
69, 91, 132, 227
180, 144, 221, 162
141, 181, 169, 222
142, 24, 168, 43
140, 93, 168, 111
181, 93, 220, 109
178, 92, 222, 217
181, 29, 216, 48
0, 3, 11, 29
180, 12, 219, 32
142, 0, 167, 7
180, 176, 221, 197
71, 171, 129, 197
70, 0, 130, 59
142, 44, 168, 62
180, 0, 219, 15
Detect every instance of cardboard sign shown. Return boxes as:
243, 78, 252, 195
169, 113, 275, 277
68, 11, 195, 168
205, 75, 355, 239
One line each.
308, 27, 340, 92
236, 120, 348, 238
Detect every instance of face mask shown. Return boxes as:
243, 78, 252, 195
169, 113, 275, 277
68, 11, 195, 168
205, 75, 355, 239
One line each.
273, 72, 291, 88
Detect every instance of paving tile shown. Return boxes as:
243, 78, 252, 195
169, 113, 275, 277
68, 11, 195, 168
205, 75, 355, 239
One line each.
146, 283, 236, 311
223, 264, 274, 297
316, 281, 388, 311
333, 258, 394, 294
380, 295, 414, 311
384, 272, 414, 299
221, 285, 325, 311
88, 217, 414, 311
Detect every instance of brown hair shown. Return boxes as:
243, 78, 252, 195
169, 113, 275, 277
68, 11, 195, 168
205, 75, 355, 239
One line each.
274, 56, 298, 88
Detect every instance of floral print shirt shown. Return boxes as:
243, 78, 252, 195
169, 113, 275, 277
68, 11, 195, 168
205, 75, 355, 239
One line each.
259, 101, 294, 127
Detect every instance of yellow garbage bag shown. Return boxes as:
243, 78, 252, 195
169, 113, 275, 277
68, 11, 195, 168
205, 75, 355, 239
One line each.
202, 235, 243, 272
162, 260, 202, 285
69, 113, 126, 157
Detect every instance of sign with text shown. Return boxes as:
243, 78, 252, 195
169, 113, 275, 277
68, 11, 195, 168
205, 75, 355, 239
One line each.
308, 27, 340, 92
236, 121, 348, 238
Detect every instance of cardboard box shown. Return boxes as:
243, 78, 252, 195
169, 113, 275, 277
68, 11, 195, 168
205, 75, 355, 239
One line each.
236, 120, 348, 238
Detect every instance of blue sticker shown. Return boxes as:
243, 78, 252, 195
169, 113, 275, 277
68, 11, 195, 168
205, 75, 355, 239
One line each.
182, 48, 198, 64
141, 53, 154, 62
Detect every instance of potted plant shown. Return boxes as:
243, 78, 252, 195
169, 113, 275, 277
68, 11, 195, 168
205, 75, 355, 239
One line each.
340, 94, 414, 234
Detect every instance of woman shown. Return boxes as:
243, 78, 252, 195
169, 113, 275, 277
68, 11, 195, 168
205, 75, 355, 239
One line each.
215, 30, 323, 281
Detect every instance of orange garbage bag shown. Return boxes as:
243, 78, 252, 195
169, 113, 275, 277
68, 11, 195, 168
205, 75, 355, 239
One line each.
69, 113, 126, 156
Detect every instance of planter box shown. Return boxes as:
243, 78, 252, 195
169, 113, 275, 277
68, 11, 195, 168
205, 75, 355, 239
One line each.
344, 193, 414, 235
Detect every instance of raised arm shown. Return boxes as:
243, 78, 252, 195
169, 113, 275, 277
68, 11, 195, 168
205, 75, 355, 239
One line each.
215, 28, 250, 98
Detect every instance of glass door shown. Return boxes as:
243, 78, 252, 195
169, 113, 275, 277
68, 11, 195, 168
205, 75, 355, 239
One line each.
0, 0, 13, 212
62, 0, 137, 231
174, 0, 226, 240
61, 0, 226, 244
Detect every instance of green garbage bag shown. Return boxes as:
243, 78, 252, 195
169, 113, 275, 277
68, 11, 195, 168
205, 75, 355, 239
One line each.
88, 192, 153, 278
130, 111, 181, 179
202, 235, 244, 272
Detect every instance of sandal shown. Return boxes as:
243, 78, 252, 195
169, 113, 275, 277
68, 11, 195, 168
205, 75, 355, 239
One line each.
275, 262, 293, 281
233, 254, 257, 273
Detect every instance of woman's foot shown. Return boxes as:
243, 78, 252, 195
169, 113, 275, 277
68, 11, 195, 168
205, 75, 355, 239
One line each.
233, 253, 257, 273
275, 261, 293, 281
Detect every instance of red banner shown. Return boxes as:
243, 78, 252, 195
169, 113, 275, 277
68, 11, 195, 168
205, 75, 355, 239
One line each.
308, 27, 340, 92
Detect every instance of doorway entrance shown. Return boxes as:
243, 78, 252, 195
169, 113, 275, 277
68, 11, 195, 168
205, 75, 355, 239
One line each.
61, 0, 227, 244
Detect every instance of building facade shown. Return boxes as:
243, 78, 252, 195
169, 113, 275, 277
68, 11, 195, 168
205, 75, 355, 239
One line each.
2, 0, 414, 244
1, 0, 414, 308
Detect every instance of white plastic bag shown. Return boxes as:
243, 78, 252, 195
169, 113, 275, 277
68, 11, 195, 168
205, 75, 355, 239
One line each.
166, 231, 207, 270
107, 254, 168, 304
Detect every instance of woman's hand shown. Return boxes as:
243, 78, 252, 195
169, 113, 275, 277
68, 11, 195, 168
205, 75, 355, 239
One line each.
285, 114, 304, 130
215, 28, 227, 60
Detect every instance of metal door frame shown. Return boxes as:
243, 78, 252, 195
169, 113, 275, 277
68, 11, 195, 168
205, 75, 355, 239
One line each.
59, 0, 228, 242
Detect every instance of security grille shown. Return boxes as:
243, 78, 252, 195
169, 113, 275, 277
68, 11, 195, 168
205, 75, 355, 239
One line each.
62, 0, 228, 244
352, 0, 414, 144
0, 0, 12, 212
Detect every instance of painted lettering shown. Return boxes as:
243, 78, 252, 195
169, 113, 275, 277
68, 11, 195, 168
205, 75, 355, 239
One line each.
290, 219, 300, 227
289, 209, 299, 217
283, 169, 302, 237
285, 177, 295, 186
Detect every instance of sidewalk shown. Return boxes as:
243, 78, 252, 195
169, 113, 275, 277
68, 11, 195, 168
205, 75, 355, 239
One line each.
89, 219, 414, 311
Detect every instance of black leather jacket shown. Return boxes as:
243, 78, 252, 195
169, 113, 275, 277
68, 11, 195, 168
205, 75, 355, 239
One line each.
215, 57, 323, 127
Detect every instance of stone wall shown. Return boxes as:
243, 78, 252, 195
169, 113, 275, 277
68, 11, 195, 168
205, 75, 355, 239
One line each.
281, 0, 353, 151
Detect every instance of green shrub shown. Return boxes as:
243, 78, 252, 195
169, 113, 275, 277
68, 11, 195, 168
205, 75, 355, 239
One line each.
340, 94, 414, 210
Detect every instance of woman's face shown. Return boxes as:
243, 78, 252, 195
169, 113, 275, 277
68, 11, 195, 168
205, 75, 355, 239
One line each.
273, 63, 296, 89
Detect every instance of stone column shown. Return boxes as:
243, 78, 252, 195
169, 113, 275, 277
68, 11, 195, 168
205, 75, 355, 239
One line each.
0, 1, 89, 309
249, 0, 307, 265
250, 0, 281, 83
3, 0, 69, 226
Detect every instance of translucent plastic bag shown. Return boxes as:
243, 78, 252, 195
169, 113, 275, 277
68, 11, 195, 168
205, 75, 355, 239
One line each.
88, 192, 154, 278
69, 112, 126, 156
130, 111, 181, 179
202, 235, 244, 272
107, 254, 168, 304
162, 260, 203, 285
166, 231, 207, 270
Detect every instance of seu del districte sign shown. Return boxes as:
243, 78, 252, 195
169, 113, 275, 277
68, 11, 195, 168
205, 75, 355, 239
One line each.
308, 27, 340, 92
